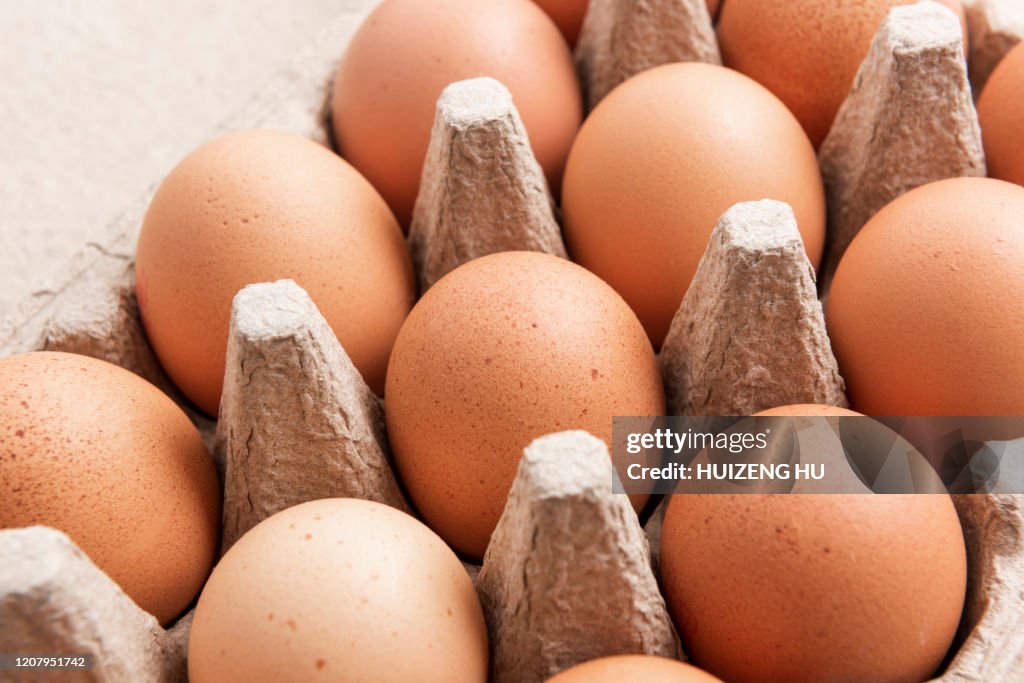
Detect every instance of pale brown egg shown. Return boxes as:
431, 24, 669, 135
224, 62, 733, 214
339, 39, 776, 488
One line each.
661, 404, 966, 683
0, 351, 220, 626
827, 177, 1024, 416
978, 42, 1024, 186
562, 62, 825, 347
188, 499, 488, 683
718, 0, 967, 148
546, 656, 724, 682
758, 404, 862, 418
332, 0, 582, 226
385, 251, 665, 559
135, 129, 415, 415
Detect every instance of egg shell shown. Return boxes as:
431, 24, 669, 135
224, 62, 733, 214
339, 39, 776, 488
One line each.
827, 177, 1024, 415
135, 129, 415, 415
661, 421, 967, 683
188, 498, 488, 683
751, 405, 952, 494
758, 404, 862, 418
562, 62, 825, 347
718, 0, 967, 148
332, 0, 582, 226
0, 351, 221, 626
545, 655, 724, 682
978, 41, 1024, 186
531, 0, 589, 46
385, 251, 665, 559
532, 0, 721, 45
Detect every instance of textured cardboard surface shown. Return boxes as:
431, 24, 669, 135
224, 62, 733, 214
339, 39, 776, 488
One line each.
966, 0, 1024, 93
819, 1, 985, 286
660, 200, 847, 417
940, 495, 1024, 681
0, 527, 189, 683
409, 78, 566, 292
575, 0, 720, 111
0, 1, 377, 320
476, 432, 680, 683
216, 280, 408, 553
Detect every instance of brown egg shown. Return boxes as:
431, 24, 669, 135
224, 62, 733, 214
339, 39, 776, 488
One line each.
546, 656, 724, 682
562, 63, 825, 347
0, 352, 220, 626
188, 499, 488, 683
718, 0, 967, 148
332, 0, 582, 226
135, 129, 415, 415
661, 404, 967, 683
531, 0, 588, 46
758, 404, 862, 418
385, 251, 665, 559
978, 42, 1024, 186
531, 0, 721, 45
827, 177, 1024, 415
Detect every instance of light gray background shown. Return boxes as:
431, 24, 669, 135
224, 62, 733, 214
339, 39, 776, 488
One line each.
0, 0, 375, 317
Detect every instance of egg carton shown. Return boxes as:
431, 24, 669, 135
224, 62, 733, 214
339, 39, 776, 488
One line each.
2, 0, 1024, 681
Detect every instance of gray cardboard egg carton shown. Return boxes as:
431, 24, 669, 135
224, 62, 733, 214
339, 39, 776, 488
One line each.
1, 1, 1023, 681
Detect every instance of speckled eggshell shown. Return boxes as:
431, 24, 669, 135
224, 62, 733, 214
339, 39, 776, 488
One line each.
135, 129, 415, 416
718, 0, 967, 148
562, 62, 825, 347
385, 251, 665, 559
545, 656, 724, 682
827, 177, 1024, 415
0, 351, 220, 626
188, 498, 488, 683
661, 403, 967, 683
332, 0, 582, 226
978, 41, 1024, 186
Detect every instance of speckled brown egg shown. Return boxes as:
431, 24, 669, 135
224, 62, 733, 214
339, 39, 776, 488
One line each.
718, 0, 966, 148
385, 251, 665, 559
827, 177, 1024, 416
978, 42, 1024, 186
562, 62, 825, 347
546, 656, 724, 682
0, 351, 220, 626
135, 129, 415, 416
332, 0, 582, 226
188, 498, 488, 683
661, 404, 967, 683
